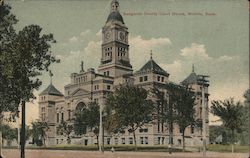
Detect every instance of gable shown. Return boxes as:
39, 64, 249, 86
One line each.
70, 88, 90, 97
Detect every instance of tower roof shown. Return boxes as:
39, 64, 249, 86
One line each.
137, 58, 169, 76
181, 72, 198, 85
106, 0, 124, 24
181, 65, 198, 85
40, 84, 63, 96
106, 11, 124, 24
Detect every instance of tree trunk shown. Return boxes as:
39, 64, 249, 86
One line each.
67, 136, 71, 144
132, 129, 137, 151
231, 129, 234, 153
182, 128, 185, 152
21, 100, 26, 158
96, 135, 99, 149
168, 101, 173, 154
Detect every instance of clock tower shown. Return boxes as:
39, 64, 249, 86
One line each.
98, 0, 132, 77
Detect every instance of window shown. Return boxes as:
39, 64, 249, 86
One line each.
68, 110, 71, 120
139, 77, 143, 82
179, 127, 183, 133
104, 72, 106, 76
41, 114, 45, 121
140, 137, 144, 144
107, 71, 109, 76
191, 125, 194, 134
56, 139, 59, 144
144, 76, 148, 81
95, 85, 99, 90
129, 137, 133, 144
178, 139, 182, 145
115, 138, 118, 145
139, 128, 148, 133
161, 77, 164, 82
158, 137, 161, 145
61, 113, 64, 122
57, 113, 59, 123
94, 98, 99, 103
157, 76, 160, 81
145, 137, 148, 144
121, 138, 125, 144
120, 130, 125, 134
107, 138, 111, 145
162, 137, 165, 145
41, 107, 45, 112
107, 85, 111, 90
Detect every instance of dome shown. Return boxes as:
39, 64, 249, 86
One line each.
106, 11, 124, 24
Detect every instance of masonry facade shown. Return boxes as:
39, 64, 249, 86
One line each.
39, 0, 209, 147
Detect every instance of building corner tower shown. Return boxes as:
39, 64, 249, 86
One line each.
98, 0, 133, 77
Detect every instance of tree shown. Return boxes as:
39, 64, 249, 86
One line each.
74, 102, 100, 146
237, 89, 250, 145
0, 2, 58, 157
58, 121, 74, 144
0, 124, 17, 147
170, 84, 196, 152
211, 98, 244, 153
151, 85, 173, 153
106, 85, 154, 150
30, 121, 49, 146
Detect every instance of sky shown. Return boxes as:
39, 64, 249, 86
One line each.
6, 0, 249, 125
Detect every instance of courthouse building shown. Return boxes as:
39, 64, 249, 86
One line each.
39, 0, 209, 146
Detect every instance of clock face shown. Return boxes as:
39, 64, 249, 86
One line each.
119, 32, 125, 41
105, 32, 111, 40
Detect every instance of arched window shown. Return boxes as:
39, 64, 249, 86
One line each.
75, 102, 86, 113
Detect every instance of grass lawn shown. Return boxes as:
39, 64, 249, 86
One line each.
6, 145, 183, 152
207, 144, 249, 153
5, 144, 248, 153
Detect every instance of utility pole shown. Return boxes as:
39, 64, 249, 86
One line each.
17, 110, 20, 150
99, 103, 103, 152
198, 75, 209, 158
0, 131, 3, 158
168, 92, 173, 154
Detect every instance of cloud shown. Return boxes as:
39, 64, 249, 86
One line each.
80, 29, 91, 37
69, 36, 78, 43
129, 35, 171, 48
129, 35, 172, 70
96, 29, 102, 38
217, 55, 237, 62
83, 40, 102, 67
181, 43, 211, 59
159, 60, 183, 82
